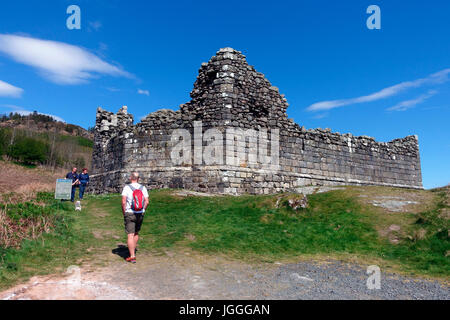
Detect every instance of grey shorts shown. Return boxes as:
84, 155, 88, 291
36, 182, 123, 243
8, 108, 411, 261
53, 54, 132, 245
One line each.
124, 212, 144, 234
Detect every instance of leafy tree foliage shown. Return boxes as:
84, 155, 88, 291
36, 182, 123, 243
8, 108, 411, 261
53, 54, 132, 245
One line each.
7, 136, 50, 165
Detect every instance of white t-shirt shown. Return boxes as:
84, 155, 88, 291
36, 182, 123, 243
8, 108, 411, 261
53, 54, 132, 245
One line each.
121, 183, 149, 213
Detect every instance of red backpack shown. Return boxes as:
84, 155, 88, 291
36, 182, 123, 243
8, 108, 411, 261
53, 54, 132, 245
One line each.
129, 184, 145, 211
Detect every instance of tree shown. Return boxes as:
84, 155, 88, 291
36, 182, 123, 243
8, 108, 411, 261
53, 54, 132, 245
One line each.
0, 128, 11, 156
7, 136, 49, 165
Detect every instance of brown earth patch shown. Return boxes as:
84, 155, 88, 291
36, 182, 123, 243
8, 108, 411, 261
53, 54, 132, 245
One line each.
92, 229, 119, 240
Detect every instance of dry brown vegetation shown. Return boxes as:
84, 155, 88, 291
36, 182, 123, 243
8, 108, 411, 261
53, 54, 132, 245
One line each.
0, 158, 88, 250
0, 161, 66, 204
0, 161, 66, 248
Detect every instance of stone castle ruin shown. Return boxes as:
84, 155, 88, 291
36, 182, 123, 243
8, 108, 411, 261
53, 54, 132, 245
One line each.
90, 48, 423, 194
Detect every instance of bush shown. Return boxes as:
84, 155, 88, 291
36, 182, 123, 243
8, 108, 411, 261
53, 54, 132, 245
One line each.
7, 136, 49, 165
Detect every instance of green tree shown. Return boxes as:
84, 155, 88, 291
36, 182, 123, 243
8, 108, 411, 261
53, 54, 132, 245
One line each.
7, 136, 49, 164
0, 128, 11, 156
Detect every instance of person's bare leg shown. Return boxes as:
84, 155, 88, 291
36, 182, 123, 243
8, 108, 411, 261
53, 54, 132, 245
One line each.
127, 233, 136, 257
134, 233, 139, 253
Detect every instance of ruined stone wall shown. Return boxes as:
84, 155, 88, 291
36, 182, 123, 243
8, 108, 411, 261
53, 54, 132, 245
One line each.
89, 48, 422, 194
277, 129, 422, 189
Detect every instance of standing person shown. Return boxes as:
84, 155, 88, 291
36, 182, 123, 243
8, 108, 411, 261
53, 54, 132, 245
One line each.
66, 167, 79, 202
121, 172, 149, 263
78, 168, 90, 200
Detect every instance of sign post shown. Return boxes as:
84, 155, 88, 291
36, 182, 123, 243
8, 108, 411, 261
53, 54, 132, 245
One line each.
55, 179, 72, 200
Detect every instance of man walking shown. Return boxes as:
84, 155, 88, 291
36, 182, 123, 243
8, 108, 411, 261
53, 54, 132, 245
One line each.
66, 167, 79, 202
121, 172, 149, 263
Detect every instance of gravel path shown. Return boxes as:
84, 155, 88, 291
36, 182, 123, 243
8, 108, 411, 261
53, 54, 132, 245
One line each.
2, 249, 448, 300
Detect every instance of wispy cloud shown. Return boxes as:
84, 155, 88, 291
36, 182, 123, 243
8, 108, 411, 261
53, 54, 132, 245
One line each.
312, 113, 328, 119
0, 80, 23, 97
106, 87, 121, 92
138, 89, 150, 96
88, 21, 102, 32
1, 105, 65, 122
387, 90, 438, 112
306, 68, 450, 112
0, 34, 132, 85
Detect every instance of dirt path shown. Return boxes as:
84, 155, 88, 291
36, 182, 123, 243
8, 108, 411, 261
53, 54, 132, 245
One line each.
1, 248, 448, 300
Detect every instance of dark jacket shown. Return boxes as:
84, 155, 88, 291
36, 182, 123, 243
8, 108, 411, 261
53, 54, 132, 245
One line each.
79, 173, 90, 185
66, 172, 79, 184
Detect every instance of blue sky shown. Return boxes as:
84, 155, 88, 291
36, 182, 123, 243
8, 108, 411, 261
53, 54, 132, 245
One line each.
0, 0, 448, 188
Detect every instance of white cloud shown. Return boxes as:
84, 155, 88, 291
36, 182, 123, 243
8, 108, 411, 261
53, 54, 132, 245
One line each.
1, 105, 65, 122
0, 80, 23, 97
387, 90, 437, 112
306, 68, 450, 111
138, 89, 150, 96
0, 34, 132, 85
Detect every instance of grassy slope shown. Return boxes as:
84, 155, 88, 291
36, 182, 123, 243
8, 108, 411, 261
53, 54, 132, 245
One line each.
0, 187, 449, 290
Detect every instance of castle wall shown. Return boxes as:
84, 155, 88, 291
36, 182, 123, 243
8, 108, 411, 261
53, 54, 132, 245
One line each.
89, 48, 422, 195
90, 118, 422, 194
278, 129, 422, 189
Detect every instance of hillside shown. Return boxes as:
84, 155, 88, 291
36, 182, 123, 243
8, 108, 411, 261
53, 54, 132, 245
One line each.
0, 112, 93, 140
0, 112, 93, 169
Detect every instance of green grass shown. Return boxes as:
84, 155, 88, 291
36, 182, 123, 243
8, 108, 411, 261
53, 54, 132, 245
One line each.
144, 191, 379, 255
380, 189, 450, 275
57, 134, 93, 148
1, 188, 449, 290
0, 197, 90, 289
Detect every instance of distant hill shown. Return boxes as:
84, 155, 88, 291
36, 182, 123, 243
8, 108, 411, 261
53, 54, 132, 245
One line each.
0, 112, 93, 169
0, 111, 93, 140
